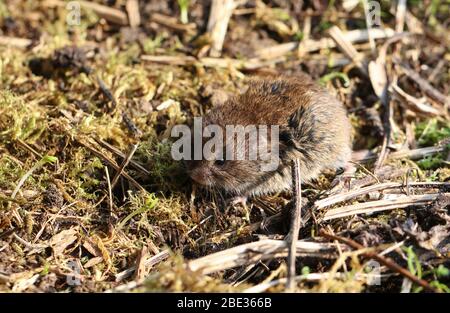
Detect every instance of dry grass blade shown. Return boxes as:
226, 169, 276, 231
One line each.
141, 55, 197, 66
256, 42, 298, 60
187, 239, 345, 275
404, 10, 423, 35
141, 55, 284, 70
0, 36, 32, 48
97, 139, 150, 176
77, 139, 146, 192
13, 233, 47, 253
76, 0, 128, 25
354, 145, 447, 163
388, 145, 447, 161
46, 0, 128, 25
200, 57, 283, 70
16, 139, 43, 159
1, 190, 39, 200
9, 156, 57, 227
297, 9, 312, 58
105, 167, 113, 215
395, 0, 407, 33
151, 13, 196, 32
314, 182, 450, 210
322, 193, 450, 221
394, 59, 450, 107
110, 144, 139, 189
256, 28, 396, 59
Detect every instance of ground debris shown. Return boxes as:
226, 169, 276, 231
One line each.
0, 0, 449, 293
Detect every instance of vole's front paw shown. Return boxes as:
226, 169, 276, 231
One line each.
329, 163, 356, 194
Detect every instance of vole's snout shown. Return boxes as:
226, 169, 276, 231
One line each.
189, 167, 212, 186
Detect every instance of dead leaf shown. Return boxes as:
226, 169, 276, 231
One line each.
368, 58, 388, 102
83, 239, 101, 257
400, 218, 450, 255
49, 228, 78, 255
84, 256, 104, 268
419, 224, 450, 254
95, 235, 112, 276
134, 245, 149, 281
12, 272, 39, 292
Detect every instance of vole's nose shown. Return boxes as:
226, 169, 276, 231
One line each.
189, 168, 211, 186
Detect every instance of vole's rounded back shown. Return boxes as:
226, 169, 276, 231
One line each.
186, 75, 352, 197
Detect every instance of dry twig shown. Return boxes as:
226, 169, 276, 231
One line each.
319, 230, 439, 293
286, 159, 302, 291
0, 36, 32, 49
126, 0, 141, 28
207, 0, 236, 57
394, 59, 450, 107
328, 26, 368, 76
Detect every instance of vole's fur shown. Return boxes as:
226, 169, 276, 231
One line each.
186, 74, 352, 197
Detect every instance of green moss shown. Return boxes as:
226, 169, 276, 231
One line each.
417, 152, 449, 170
0, 1, 10, 19
0, 155, 24, 190
415, 119, 450, 146
143, 254, 245, 292
414, 119, 450, 170
135, 139, 187, 192
0, 90, 47, 144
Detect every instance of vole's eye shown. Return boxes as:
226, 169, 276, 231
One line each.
214, 159, 226, 167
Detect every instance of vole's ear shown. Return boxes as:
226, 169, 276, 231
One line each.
278, 127, 293, 159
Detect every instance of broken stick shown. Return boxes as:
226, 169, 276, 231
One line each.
207, 0, 236, 57
329, 26, 368, 76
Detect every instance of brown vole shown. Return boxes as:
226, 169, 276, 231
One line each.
185, 74, 352, 197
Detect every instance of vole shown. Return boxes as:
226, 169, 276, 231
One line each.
185, 74, 352, 197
